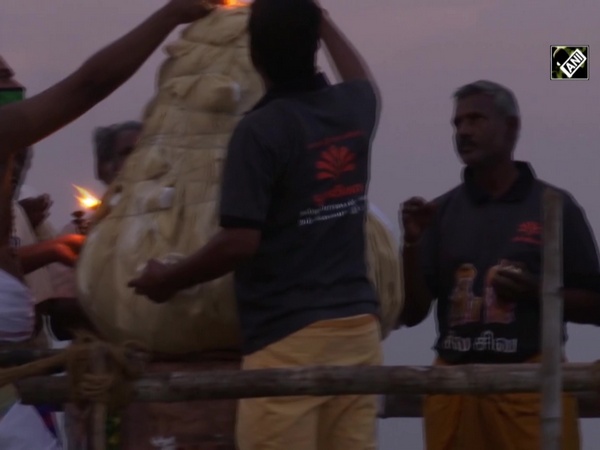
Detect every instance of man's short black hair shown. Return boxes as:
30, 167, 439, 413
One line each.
249, 0, 321, 83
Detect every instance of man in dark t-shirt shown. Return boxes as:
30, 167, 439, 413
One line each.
130, 1, 382, 449
399, 80, 600, 450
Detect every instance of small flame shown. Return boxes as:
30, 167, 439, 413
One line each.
222, 0, 248, 8
73, 185, 101, 210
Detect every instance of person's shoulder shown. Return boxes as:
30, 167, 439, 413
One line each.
427, 185, 464, 224
433, 185, 463, 207
330, 79, 376, 101
534, 179, 581, 210
238, 102, 290, 132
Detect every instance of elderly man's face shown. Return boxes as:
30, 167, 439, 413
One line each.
112, 128, 141, 178
98, 128, 141, 186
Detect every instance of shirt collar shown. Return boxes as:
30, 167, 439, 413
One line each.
250, 72, 330, 112
463, 161, 536, 204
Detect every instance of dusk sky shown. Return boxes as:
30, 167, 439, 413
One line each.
2, 0, 600, 448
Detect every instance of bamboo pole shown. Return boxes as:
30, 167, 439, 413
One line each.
541, 188, 563, 450
12, 362, 600, 405
88, 344, 107, 450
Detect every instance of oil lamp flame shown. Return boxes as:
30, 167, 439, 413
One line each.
222, 0, 248, 8
73, 185, 101, 210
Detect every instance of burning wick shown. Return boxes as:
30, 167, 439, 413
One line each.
222, 0, 248, 8
72, 185, 101, 235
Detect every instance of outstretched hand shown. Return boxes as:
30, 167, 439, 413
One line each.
53, 234, 86, 267
163, 0, 220, 24
128, 259, 176, 303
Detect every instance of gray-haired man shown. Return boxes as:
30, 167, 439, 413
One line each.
398, 80, 600, 450
94, 121, 142, 185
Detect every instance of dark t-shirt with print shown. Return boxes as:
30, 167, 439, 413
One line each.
219, 75, 379, 355
421, 162, 600, 364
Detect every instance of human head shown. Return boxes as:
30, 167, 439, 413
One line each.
452, 80, 520, 169
94, 121, 142, 185
249, 0, 321, 85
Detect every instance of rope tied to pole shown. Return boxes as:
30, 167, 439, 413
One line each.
0, 331, 148, 412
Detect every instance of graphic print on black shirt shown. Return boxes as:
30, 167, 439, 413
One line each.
298, 130, 367, 227
425, 163, 600, 364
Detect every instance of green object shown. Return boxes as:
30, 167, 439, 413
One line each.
106, 413, 122, 450
0, 88, 24, 106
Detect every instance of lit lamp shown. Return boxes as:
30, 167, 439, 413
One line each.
222, 0, 248, 8
72, 185, 101, 235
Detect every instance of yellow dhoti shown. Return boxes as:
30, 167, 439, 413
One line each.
423, 358, 580, 450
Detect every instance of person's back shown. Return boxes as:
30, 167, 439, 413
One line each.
218, 1, 383, 449
226, 77, 379, 353
127, 2, 384, 448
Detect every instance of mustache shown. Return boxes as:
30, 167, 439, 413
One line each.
456, 138, 476, 148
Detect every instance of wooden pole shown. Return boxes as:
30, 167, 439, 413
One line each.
541, 188, 563, 450
13, 362, 600, 405
87, 343, 107, 450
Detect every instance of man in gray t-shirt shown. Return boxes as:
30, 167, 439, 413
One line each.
130, 1, 383, 449
399, 80, 600, 450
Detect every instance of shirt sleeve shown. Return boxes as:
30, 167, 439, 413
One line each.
219, 117, 280, 230
338, 80, 379, 138
562, 194, 600, 293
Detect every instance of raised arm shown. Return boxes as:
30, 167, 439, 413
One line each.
319, 7, 377, 88
398, 198, 438, 327
0, 0, 217, 157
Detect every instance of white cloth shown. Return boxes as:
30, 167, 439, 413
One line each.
0, 269, 35, 343
0, 271, 61, 449
12, 202, 55, 304
369, 204, 398, 242
0, 402, 61, 450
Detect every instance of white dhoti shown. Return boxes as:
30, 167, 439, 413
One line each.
0, 269, 62, 449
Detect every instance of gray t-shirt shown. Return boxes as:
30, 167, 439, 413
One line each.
220, 76, 379, 354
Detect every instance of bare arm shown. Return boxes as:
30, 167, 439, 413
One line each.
398, 198, 438, 327
0, 0, 216, 156
17, 234, 84, 274
400, 243, 435, 327
16, 242, 57, 274
162, 228, 260, 291
319, 9, 377, 88
128, 228, 260, 303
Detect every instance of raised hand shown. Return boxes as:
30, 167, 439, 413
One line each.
163, 0, 220, 24
19, 194, 52, 229
399, 197, 437, 244
491, 260, 540, 304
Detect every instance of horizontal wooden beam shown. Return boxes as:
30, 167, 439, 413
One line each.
14, 363, 600, 405
379, 391, 600, 419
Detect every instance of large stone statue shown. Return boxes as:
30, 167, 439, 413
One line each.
77, 4, 403, 354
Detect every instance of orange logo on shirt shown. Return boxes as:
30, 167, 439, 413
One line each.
316, 145, 356, 180
512, 221, 542, 245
